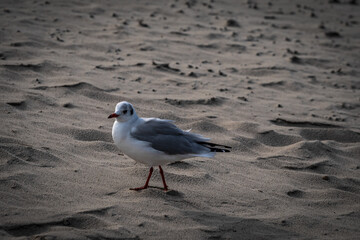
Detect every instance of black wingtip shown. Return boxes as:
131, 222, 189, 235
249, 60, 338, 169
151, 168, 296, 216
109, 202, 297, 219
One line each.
198, 141, 231, 151
209, 148, 231, 153
197, 141, 231, 153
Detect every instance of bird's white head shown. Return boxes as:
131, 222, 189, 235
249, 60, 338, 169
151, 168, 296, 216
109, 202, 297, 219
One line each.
108, 101, 137, 122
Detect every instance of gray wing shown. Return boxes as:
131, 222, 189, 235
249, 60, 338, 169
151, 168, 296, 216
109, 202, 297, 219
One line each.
130, 119, 210, 155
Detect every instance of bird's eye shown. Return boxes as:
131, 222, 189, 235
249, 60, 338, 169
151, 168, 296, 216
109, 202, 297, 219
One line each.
122, 110, 128, 114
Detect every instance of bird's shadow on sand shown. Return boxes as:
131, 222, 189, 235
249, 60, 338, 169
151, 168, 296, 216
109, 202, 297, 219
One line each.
128, 186, 184, 198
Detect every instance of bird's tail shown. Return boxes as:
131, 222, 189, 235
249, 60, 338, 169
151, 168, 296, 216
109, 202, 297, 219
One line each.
197, 141, 231, 153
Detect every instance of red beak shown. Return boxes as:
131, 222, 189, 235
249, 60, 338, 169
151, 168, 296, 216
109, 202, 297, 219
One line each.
108, 113, 119, 119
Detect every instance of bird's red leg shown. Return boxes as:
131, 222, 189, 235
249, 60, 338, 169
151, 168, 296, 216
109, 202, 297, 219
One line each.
130, 167, 153, 191
158, 165, 168, 191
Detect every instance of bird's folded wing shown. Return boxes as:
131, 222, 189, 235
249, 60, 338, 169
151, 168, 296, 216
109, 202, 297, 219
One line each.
130, 119, 210, 155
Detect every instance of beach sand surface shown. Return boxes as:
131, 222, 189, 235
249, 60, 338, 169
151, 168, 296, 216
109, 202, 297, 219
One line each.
0, 0, 359, 239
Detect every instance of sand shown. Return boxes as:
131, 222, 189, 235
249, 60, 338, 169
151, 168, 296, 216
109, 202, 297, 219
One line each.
0, 0, 359, 239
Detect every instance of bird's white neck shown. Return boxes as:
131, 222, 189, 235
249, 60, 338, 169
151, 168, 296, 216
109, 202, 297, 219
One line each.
112, 115, 140, 142
115, 113, 139, 123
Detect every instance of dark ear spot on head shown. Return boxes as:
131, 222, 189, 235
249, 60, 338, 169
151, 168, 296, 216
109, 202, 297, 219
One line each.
130, 106, 134, 115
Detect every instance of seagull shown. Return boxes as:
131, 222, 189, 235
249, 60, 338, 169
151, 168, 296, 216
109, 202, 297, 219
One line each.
108, 101, 231, 191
